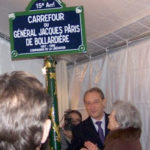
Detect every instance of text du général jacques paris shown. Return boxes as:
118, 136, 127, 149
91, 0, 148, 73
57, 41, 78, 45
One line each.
13, 13, 81, 46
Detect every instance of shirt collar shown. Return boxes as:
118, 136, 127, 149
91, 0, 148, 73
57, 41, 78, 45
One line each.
91, 113, 105, 125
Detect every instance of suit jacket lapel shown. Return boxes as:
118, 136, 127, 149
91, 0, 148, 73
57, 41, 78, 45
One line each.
85, 117, 97, 133
104, 113, 110, 137
86, 115, 110, 146
84, 117, 99, 137
84, 117, 103, 144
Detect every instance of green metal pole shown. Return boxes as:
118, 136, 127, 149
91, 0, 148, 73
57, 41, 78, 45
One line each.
45, 57, 61, 150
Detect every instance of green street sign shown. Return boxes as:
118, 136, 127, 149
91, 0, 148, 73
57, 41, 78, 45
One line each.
9, 0, 87, 59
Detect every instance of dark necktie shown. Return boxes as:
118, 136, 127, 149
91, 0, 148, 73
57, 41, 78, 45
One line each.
96, 121, 105, 144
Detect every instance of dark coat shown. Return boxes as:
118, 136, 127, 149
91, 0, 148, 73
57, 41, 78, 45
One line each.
60, 128, 71, 150
70, 114, 109, 150
104, 127, 142, 150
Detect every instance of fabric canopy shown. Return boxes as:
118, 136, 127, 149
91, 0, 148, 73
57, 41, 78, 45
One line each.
68, 38, 150, 150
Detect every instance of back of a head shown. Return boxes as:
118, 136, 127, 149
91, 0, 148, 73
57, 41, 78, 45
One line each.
0, 71, 51, 150
113, 100, 142, 129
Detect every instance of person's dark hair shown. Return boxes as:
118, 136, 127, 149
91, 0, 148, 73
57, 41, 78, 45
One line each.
0, 71, 51, 150
83, 87, 105, 102
64, 110, 82, 122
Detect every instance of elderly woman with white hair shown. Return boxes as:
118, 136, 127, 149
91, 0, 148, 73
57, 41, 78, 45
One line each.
82, 100, 142, 150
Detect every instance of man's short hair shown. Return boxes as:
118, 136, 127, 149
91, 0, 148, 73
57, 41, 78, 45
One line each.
83, 87, 105, 102
112, 100, 142, 129
0, 71, 51, 150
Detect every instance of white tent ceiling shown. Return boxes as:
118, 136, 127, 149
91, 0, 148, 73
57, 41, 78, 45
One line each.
0, 0, 150, 64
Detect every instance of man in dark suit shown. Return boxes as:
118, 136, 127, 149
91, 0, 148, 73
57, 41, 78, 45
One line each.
70, 87, 109, 150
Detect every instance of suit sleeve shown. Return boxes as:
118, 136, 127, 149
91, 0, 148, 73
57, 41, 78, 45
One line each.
69, 125, 84, 150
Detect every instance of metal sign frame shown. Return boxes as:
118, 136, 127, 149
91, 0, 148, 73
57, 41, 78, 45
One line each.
9, 0, 86, 59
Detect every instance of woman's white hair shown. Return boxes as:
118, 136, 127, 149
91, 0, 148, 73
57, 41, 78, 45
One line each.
112, 100, 142, 129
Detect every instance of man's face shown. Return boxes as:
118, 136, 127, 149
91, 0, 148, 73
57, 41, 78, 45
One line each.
84, 91, 106, 120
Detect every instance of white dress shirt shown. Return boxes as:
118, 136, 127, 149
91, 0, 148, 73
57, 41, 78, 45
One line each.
91, 114, 106, 136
